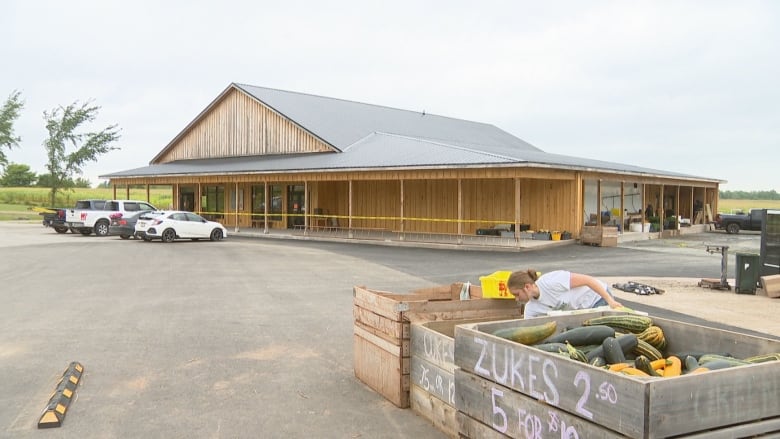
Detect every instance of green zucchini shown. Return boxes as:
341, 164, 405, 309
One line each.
586, 333, 638, 362
602, 337, 626, 365
492, 321, 558, 345
532, 342, 568, 354
699, 360, 745, 370
683, 355, 700, 373
744, 353, 780, 363
543, 325, 615, 346
698, 354, 750, 367
635, 355, 663, 377
582, 315, 653, 333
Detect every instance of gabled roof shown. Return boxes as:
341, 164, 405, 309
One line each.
104, 83, 721, 183
233, 83, 542, 155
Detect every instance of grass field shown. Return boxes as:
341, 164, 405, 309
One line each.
0, 187, 173, 221
718, 199, 780, 214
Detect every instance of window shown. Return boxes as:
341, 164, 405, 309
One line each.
269, 184, 283, 221
202, 186, 225, 218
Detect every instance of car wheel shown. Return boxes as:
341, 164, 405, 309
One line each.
726, 223, 740, 234
161, 228, 177, 243
54, 226, 69, 234
210, 229, 224, 241
120, 234, 130, 240
95, 221, 110, 237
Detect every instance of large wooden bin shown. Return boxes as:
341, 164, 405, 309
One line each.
353, 284, 520, 408
581, 225, 618, 247
454, 311, 780, 438
410, 318, 515, 438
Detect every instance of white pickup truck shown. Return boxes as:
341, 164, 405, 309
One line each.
66, 199, 158, 236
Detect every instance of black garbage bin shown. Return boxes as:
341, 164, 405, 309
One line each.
735, 253, 760, 294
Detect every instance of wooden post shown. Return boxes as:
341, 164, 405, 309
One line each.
304, 180, 309, 235
235, 182, 239, 233
659, 185, 665, 233
514, 178, 521, 242
146, 184, 150, 203
400, 179, 405, 239
642, 184, 647, 232
264, 182, 269, 234
348, 180, 353, 238
125, 184, 129, 200
675, 186, 680, 230
620, 181, 625, 232
597, 179, 602, 226
457, 178, 463, 244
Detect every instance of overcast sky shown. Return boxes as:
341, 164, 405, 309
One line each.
2, 1, 778, 191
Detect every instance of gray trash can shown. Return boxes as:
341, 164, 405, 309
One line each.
735, 253, 760, 294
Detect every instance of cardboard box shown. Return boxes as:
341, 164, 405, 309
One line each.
760, 274, 780, 298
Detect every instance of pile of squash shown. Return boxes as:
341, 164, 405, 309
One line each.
491, 315, 780, 378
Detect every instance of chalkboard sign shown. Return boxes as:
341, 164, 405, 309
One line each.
761, 209, 780, 276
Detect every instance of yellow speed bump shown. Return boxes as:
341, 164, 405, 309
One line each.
37, 362, 84, 429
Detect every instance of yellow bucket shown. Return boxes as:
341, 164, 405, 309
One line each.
479, 271, 515, 299
551, 231, 562, 241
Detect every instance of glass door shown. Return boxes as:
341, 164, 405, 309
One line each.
287, 184, 305, 228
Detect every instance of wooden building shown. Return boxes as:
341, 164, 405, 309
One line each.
102, 83, 722, 241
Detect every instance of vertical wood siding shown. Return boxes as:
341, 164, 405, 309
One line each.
403, 180, 458, 233
351, 180, 402, 230
155, 88, 331, 163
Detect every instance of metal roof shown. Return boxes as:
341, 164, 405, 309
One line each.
102, 83, 720, 183
234, 83, 541, 154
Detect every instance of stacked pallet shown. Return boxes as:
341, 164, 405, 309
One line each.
581, 225, 618, 247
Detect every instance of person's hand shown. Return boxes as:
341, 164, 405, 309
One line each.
608, 299, 623, 309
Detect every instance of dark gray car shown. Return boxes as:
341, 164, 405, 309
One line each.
108, 210, 158, 239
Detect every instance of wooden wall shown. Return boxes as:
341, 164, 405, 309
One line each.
115, 172, 717, 237
309, 177, 578, 235
520, 179, 577, 234
155, 88, 332, 163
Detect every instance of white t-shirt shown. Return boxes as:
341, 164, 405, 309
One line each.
523, 270, 605, 319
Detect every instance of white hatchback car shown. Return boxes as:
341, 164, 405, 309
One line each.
135, 211, 227, 242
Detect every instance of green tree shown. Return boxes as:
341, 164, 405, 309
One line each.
36, 173, 73, 187
0, 162, 37, 186
43, 100, 120, 205
74, 177, 91, 188
0, 90, 24, 169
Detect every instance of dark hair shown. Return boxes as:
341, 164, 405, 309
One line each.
507, 269, 539, 290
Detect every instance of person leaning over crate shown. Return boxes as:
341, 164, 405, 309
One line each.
507, 269, 623, 319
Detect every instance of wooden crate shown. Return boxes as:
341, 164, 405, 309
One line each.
581, 225, 618, 247
760, 274, 780, 298
454, 311, 780, 438
353, 284, 520, 408
410, 318, 516, 438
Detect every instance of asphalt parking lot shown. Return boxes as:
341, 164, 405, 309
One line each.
0, 223, 769, 438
